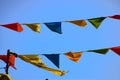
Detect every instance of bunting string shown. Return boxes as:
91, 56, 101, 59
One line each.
16, 46, 120, 67
0, 14, 120, 77
17, 46, 120, 55
0, 14, 120, 34
1, 46, 120, 76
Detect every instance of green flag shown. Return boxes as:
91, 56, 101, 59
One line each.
87, 48, 109, 54
88, 17, 106, 29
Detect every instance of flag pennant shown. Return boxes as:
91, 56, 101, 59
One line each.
1, 23, 23, 32
34, 62, 66, 76
87, 48, 109, 54
88, 17, 106, 29
44, 54, 59, 68
68, 20, 87, 27
18, 54, 42, 63
110, 46, 120, 56
24, 23, 40, 33
18, 55, 66, 76
0, 55, 16, 69
109, 15, 120, 20
65, 51, 82, 62
44, 22, 62, 34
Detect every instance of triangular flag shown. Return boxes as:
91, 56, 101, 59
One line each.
1, 23, 23, 32
88, 17, 106, 29
24, 23, 40, 33
44, 54, 59, 68
18, 54, 42, 63
110, 46, 120, 56
0, 74, 12, 80
87, 48, 109, 54
44, 22, 62, 34
109, 15, 120, 20
18, 55, 66, 76
68, 20, 87, 27
65, 51, 82, 62
0, 55, 16, 69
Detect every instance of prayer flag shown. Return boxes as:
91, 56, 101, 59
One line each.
1, 23, 23, 32
88, 17, 106, 29
18, 55, 42, 63
65, 51, 82, 62
68, 20, 87, 27
87, 48, 109, 54
24, 23, 40, 33
0, 55, 16, 69
44, 54, 59, 68
109, 15, 120, 20
18, 55, 66, 76
110, 46, 120, 56
44, 22, 62, 34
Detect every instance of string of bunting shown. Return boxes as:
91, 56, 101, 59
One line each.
0, 46, 120, 76
0, 15, 120, 34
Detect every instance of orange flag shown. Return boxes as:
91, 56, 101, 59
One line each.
67, 20, 87, 27
65, 51, 82, 62
0, 55, 16, 69
1, 23, 23, 32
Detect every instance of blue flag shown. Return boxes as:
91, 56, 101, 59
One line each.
44, 22, 62, 34
44, 54, 59, 68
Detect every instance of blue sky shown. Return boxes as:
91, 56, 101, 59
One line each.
0, 0, 120, 80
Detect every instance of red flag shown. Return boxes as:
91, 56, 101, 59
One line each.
1, 23, 23, 32
109, 15, 120, 20
110, 46, 120, 56
0, 55, 16, 69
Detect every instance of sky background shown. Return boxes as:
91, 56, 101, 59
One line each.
0, 0, 120, 80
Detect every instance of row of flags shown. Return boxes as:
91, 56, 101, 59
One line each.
0, 46, 120, 76
0, 15, 120, 34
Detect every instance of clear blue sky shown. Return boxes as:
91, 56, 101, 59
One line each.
0, 0, 120, 80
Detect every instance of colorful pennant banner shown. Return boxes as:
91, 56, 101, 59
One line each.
0, 46, 120, 76
0, 14, 120, 34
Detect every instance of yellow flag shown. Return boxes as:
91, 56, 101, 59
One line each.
0, 74, 12, 80
19, 55, 66, 76
68, 20, 87, 27
65, 51, 82, 62
18, 55, 42, 64
24, 23, 40, 32
33, 62, 66, 76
